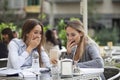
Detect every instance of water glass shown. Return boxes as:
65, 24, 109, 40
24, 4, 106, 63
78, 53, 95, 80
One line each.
51, 65, 60, 80
51, 65, 59, 75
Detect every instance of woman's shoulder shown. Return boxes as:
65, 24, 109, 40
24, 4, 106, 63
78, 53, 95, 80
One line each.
11, 38, 22, 43
9, 38, 24, 46
86, 42, 99, 49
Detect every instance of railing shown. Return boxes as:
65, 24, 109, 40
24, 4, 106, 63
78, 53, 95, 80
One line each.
0, 58, 8, 68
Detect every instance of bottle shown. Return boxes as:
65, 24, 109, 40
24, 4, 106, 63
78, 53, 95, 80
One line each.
32, 51, 40, 74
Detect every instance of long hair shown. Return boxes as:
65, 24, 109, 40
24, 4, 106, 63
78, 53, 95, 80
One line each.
45, 29, 58, 45
65, 20, 99, 61
21, 19, 45, 66
65, 20, 86, 61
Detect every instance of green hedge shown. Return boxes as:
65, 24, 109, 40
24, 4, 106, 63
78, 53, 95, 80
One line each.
93, 28, 119, 46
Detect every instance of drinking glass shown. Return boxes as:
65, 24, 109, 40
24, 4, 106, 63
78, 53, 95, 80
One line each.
104, 47, 113, 66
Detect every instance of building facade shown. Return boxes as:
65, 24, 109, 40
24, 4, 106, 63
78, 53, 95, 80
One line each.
0, 0, 120, 28
0, 0, 120, 43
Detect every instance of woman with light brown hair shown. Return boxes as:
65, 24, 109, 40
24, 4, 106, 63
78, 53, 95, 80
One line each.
7, 19, 51, 69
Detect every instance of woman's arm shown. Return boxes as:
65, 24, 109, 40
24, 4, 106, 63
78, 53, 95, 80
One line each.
77, 58, 104, 68
77, 44, 104, 68
8, 40, 29, 69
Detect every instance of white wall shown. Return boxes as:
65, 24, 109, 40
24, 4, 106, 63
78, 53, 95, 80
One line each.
44, 1, 81, 17
53, 3, 80, 15
95, 0, 120, 14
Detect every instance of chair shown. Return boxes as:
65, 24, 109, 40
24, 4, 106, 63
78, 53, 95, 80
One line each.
104, 67, 120, 80
0, 58, 7, 68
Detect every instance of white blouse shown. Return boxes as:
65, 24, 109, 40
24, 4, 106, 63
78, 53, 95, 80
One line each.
7, 38, 51, 69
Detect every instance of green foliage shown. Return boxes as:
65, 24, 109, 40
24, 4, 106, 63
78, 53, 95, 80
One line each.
57, 19, 66, 32
94, 28, 119, 46
0, 23, 17, 32
43, 24, 52, 32
0, 23, 20, 39
115, 63, 120, 68
70, 17, 80, 21
38, 13, 47, 21
56, 19, 66, 46
59, 29, 67, 47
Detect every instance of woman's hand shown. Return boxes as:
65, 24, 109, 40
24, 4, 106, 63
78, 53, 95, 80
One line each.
29, 37, 41, 48
66, 40, 76, 55
50, 58, 58, 65
27, 36, 41, 53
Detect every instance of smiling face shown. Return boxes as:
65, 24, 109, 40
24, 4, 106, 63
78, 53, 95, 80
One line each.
26, 24, 42, 42
66, 26, 83, 45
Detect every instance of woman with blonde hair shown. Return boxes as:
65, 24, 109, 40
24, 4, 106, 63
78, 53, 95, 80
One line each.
64, 20, 105, 79
65, 20, 104, 68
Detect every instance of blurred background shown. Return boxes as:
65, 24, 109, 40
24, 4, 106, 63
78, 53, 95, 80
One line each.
0, 0, 120, 46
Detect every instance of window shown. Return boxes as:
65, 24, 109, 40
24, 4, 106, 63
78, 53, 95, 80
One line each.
28, 0, 40, 6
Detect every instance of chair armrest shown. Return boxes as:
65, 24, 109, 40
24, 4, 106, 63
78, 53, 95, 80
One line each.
0, 58, 8, 61
0, 58, 8, 68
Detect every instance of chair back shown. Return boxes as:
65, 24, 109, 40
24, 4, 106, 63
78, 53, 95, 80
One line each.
0, 58, 7, 68
104, 67, 120, 80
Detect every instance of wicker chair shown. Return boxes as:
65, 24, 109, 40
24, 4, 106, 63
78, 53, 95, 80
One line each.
0, 58, 7, 68
104, 67, 120, 80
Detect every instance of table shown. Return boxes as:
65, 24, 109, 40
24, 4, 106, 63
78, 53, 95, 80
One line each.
0, 73, 101, 80
0, 68, 103, 80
